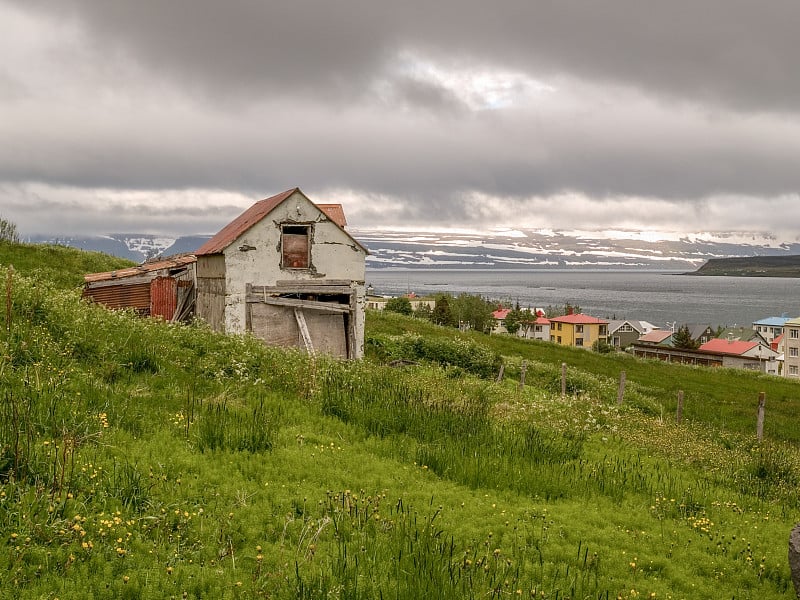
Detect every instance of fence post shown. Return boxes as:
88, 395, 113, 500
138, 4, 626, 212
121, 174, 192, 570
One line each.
5, 265, 12, 333
757, 392, 766, 442
519, 360, 527, 390
676, 390, 684, 424
561, 363, 567, 398
496, 364, 505, 383
617, 371, 626, 405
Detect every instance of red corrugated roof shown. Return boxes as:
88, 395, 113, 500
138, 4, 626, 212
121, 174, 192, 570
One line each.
638, 330, 673, 343
493, 308, 511, 319
771, 333, 784, 352
195, 189, 366, 256
699, 339, 758, 355
317, 204, 347, 228
548, 313, 608, 324
83, 254, 196, 283
195, 188, 297, 256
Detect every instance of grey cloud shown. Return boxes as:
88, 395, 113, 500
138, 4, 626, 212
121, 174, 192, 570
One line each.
11, 0, 800, 113
3, 0, 800, 238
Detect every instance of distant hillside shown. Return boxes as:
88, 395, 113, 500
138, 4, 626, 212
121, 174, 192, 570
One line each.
0, 240, 134, 288
28, 233, 212, 263
692, 254, 800, 277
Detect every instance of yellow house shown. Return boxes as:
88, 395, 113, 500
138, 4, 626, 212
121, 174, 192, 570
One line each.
549, 313, 609, 348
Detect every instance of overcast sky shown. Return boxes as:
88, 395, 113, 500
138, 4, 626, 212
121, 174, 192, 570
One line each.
2, 1, 799, 239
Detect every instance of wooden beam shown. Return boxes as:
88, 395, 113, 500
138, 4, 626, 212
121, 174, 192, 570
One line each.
246, 295, 350, 314
275, 279, 353, 287
249, 285, 353, 295
294, 308, 315, 355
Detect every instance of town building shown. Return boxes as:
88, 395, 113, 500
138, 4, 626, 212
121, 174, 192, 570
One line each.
607, 320, 659, 349
518, 316, 551, 341
782, 317, 800, 378
549, 313, 608, 348
752, 315, 791, 345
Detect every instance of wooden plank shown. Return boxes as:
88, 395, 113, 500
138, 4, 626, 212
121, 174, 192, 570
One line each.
275, 279, 353, 287
85, 274, 156, 289
245, 296, 350, 314
304, 310, 347, 358
294, 309, 315, 355
250, 284, 352, 295
250, 304, 299, 347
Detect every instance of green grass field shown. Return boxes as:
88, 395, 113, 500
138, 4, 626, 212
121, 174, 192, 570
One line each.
1, 242, 799, 599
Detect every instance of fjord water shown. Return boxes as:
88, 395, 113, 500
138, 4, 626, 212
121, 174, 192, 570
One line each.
366, 269, 800, 328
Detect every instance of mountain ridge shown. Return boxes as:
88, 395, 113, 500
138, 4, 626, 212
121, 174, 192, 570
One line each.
27, 229, 800, 270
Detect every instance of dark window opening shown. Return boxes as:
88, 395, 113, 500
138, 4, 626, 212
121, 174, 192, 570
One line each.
282, 225, 310, 269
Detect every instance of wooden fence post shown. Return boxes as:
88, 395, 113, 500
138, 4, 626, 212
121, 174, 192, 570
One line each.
519, 360, 528, 390
5, 265, 13, 333
617, 371, 626, 405
757, 392, 766, 442
676, 390, 684, 424
496, 364, 505, 383
561, 363, 567, 398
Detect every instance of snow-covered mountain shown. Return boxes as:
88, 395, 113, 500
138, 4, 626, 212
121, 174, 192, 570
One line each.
28, 228, 800, 270
28, 234, 211, 263
354, 228, 800, 270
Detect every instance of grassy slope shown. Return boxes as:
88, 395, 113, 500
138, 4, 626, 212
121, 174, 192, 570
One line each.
1, 242, 799, 599
368, 311, 800, 444
0, 240, 135, 289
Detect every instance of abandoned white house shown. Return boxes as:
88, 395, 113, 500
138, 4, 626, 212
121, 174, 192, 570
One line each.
194, 188, 368, 359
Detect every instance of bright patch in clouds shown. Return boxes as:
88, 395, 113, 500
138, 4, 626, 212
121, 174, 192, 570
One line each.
392, 51, 555, 110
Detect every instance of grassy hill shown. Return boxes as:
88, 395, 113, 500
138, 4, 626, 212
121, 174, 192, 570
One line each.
692, 255, 800, 277
1, 242, 799, 599
0, 240, 135, 288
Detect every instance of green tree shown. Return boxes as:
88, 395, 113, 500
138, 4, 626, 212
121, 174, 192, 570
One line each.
592, 338, 615, 354
414, 303, 432, 320
385, 296, 413, 316
431, 294, 457, 327
673, 325, 700, 349
504, 307, 529, 335
0, 216, 19, 243
451, 293, 494, 333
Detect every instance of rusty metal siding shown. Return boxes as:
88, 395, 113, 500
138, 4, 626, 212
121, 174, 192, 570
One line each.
83, 283, 151, 314
150, 277, 177, 319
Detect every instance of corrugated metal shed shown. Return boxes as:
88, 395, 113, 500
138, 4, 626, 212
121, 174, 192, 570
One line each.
85, 282, 151, 313
83, 254, 196, 321
84, 255, 197, 283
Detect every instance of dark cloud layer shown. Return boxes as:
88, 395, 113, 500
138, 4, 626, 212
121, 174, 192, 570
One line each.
1, 1, 799, 236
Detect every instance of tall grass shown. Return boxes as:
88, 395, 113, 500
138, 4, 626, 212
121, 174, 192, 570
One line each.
0, 245, 798, 598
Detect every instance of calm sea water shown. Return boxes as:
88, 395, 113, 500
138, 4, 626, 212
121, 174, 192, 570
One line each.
366, 269, 800, 329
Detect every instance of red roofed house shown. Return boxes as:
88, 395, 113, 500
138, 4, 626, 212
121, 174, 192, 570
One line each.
518, 316, 551, 341
548, 313, 608, 348
636, 330, 674, 346
698, 338, 779, 373
771, 333, 784, 353
491, 307, 512, 333
195, 188, 368, 359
